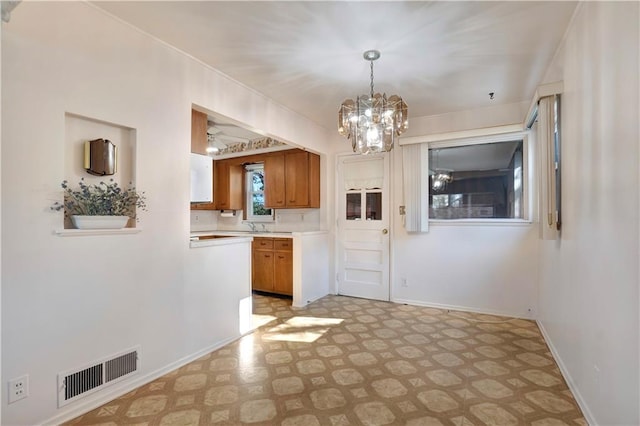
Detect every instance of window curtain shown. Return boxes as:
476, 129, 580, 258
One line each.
343, 157, 384, 190
537, 95, 559, 239
402, 143, 429, 232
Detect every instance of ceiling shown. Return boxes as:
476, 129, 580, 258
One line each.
93, 1, 577, 132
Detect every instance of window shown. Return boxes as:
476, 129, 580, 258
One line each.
428, 138, 527, 220
346, 191, 382, 221
245, 164, 273, 222
344, 156, 384, 221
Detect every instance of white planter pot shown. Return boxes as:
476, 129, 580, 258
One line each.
71, 215, 129, 229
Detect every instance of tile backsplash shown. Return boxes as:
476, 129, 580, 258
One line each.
190, 209, 320, 232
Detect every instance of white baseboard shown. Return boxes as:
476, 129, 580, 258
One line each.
536, 320, 595, 426
392, 297, 534, 320
42, 336, 238, 426
293, 292, 328, 309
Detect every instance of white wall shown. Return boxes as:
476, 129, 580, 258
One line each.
388, 107, 539, 319
1, 2, 331, 425
537, 3, 639, 424
403, 100, 530, 139
392, 222, 539, 318
293, 232, 330, 308
0, 11, 3, 424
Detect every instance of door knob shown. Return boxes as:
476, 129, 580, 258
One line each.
382, 229, 388, 234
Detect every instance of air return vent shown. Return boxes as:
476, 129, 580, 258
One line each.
58, 346, 139, 407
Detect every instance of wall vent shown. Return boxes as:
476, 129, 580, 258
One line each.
58, 346, 139, 407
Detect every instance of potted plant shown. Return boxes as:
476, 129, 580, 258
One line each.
51, 179, 147, 229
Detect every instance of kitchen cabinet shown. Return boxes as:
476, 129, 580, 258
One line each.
213, 159, 243, 210
252, 237, 292, 296
191, 109, 209, 155
191, 109, 215, 210
273, 239, 293, 295
264, 150, 320, 208
264, 155, 286, 208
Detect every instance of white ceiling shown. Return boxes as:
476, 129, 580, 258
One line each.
93, 1, 577, 132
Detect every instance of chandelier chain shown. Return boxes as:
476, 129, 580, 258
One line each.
369, 60, 375, 99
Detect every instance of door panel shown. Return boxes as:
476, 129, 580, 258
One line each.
274, 251, 293, 295
264, 154, 285, 208
345, 248, 383, 264
252, 251, 274, 292
285, 151, 309, 206
337, 154, 390, 301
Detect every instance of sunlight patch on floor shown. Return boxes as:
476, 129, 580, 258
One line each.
262, 316, 344, 343
251, 314, 278, 330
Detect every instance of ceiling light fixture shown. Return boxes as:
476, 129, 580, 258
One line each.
338, 50, 408, 155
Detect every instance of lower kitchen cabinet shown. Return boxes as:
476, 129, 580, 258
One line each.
252, 237, 293, 296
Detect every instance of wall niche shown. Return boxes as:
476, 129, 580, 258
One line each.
62, 113, 138, 230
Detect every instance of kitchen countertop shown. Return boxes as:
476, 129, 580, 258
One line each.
192, 230, 295, 239
192, 230, 328, 237
189, 234, 254, 248
189, 230, 328, 248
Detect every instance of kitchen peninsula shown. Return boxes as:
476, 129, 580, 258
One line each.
190, 230, 329, 308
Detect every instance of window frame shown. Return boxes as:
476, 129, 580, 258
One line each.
427, 131, 532, 225
244, 163, 274, 223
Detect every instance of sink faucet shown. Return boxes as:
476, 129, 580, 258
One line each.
260, 223, 268, 232
247, 222, 257, 232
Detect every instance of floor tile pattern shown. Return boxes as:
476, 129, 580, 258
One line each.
66, 294, 585, 425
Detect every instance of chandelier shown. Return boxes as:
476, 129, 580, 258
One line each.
431, 149, 453, 191
338, 50, 408, 154
431, 171, 453, 192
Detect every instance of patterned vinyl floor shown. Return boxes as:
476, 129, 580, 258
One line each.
66, 294, 586, 425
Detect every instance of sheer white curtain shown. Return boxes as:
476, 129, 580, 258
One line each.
402, 143, 429, 232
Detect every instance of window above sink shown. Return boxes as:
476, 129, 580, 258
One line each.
245, 163, 274, 222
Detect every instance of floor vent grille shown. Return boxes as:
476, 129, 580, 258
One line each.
58, 346, 139, 407
105, 350, 137, 382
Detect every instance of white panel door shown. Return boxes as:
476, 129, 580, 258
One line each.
337, 154, 390, 301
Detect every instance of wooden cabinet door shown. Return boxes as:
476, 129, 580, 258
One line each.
191, 110, 208, 155
264, 154, 286, 208
213, 160, 230, 209
252, 250, 274, 292
252, 238, 274, 293
274, 240, 293, 295
213, 160, 243, 210
307, 152, 320, 208
284, 151, 309, 207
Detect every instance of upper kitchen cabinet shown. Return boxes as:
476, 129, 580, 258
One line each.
265, 149, 320, 208
191, 109, 208, 155
264, 154, 286, 208
213, 159, 243, 210
190, 109, 215, 210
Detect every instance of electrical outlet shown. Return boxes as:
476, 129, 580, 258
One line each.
8, 375, 28, 404
401, 277, 408, 287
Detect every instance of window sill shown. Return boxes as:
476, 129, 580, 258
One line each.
429, 219, 532, 226
55, 228, 142, 237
